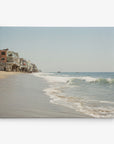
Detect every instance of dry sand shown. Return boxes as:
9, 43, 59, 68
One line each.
0, 71, 18, 79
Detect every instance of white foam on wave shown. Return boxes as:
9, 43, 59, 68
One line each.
33, 73, 114, 84
67, 77, 114, 85
70, 76, 113, 83
78, 76, 97, 82
33, 72, 72, 83
33, 73, 97, 85
44, 86, 114, 118
33, 73, 114, 118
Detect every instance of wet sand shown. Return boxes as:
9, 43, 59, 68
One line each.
0, 73, 89, 118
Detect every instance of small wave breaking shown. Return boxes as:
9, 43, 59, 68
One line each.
44, 86, 114, 118
67, 77, 114, 85
33, 72, 114, 118
33, 73, 114, 85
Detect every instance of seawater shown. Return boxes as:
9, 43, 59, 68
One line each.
33, 72, 114, 118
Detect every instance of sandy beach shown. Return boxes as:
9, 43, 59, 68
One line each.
0, 71, 18, 79
0, 73, 89, 118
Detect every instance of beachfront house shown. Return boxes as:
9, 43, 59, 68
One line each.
6, 50, 20, 71
0, 48, 39, 73
0, 49, 8, 71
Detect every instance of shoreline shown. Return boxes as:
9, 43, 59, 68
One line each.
0, 73, 90, 118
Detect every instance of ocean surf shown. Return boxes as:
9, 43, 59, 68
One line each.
33, 72, 114, 118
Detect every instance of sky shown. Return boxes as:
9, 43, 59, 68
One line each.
0, 27, 114, 72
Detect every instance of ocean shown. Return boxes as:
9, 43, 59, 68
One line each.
33, 72, 114, 118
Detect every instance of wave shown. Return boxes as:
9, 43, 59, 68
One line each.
33, 73, 114, 85
33, 73, 114, 118
67, 77, 114, 85
44, 86, 114, 118
33, 73, 71, 83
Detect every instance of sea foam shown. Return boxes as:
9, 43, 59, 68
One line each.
33, 72, 114, 118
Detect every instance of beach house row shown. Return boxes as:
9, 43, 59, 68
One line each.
0, 49, 38, 73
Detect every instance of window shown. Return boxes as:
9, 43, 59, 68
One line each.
1, 58, 5, 61
8, 53, 13, 56
1, 52, 6, 55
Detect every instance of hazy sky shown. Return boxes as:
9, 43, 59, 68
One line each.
0, 27, 114, 72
